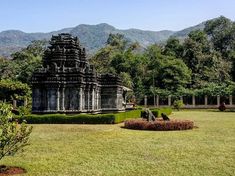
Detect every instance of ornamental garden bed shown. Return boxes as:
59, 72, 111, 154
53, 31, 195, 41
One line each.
124, 118, 194, 131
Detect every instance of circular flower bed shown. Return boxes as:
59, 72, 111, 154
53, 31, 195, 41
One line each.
124, 119, 194, 131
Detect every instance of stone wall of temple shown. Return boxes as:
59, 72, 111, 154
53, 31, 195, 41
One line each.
31, 33, 124, 114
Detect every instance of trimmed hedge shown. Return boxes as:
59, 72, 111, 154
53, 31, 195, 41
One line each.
16, 110, 142, 124
15, 108, 171, 124
17, 114, 115, 124
124, 119, 194, 131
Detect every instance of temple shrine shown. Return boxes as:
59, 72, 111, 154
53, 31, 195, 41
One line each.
31, 33, 126, 113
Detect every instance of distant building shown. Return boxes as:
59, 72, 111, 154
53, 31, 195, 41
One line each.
31, 33, 126, 113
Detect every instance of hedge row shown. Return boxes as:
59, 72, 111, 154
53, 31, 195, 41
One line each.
16, 110, 142, 124
17, 113, 116, 124
124, 119, 194, 131
16, 108, 172, 124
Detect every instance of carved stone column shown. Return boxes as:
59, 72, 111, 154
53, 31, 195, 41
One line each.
83, 90, 85, 110
87, 89, 90, 111
47, 90, 50, 110
92, 88, 95, 111
61, 87, 65, 111
79, 87, 83, 111
56, 88, 60, 111
96, 89, 99, 109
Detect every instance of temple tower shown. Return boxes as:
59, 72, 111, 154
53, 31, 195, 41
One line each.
31, 33, 125, 113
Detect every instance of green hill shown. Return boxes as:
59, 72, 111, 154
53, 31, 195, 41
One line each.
0, 20, 212, 57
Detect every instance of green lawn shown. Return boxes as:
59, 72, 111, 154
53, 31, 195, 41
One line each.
1, 111, 235, 176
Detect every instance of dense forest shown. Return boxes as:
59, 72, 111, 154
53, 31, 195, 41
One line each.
1, 16, 235, 104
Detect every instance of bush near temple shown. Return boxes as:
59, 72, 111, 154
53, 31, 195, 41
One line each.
15, 110, 142, 124
0, 103, 33, 161
15, 108, 171, 124
17, 114, 116, 124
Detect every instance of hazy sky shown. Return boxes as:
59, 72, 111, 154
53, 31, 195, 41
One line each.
0, 0, 234, 32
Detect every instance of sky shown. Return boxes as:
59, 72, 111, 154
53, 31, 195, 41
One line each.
0, 0, 234, 33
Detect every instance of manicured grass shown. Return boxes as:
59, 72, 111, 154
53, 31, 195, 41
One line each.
1, 110, 235, 176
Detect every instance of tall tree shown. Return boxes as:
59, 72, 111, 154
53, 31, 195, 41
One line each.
204, 16, 235, 81
204, 16, 235, 56
183, 30, 231, 88
144, 44, 191, 92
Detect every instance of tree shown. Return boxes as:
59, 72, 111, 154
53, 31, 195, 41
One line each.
204, 16, 235, 82
163, 37, 183, 57
91, 33, 147, 102
0, 40, 46, 84
89, 28, 235, 101
90, 45, 117, 74
183, 30, 231, 88
11, 41, 45, 84
0, 102, 33, 161
157, 56, 191, 91
144, 44, 191, 92
0, 79, 30, 102
0, 57, 13, 80
119, 72, 133, 89
90, 33, 130, 74
204, 16, 235, 56
24, 40, 47, 57
106, 33, 127, 50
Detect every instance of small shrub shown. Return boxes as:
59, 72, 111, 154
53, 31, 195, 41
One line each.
0, 103, 33, 161
124, 119, 194, 131
218, 103, 226, 111
17, 106, 31, 116
173, 100, 184, 111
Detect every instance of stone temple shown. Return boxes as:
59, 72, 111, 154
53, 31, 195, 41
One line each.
31, 33, 126, 114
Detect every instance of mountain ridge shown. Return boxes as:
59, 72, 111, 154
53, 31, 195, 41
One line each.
0, 21, 206, 57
